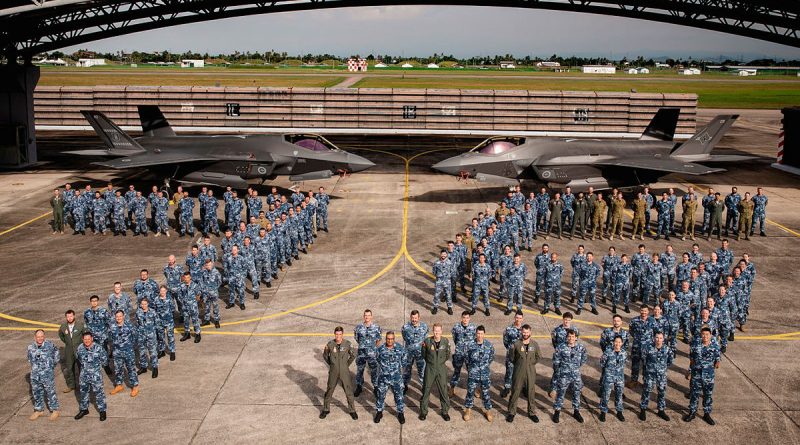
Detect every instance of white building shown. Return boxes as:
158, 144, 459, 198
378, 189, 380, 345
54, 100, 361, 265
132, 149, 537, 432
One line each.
401, 63, 414, 68
180, 59, 204, 68
582, 65, 616, 74
737, 69, 757, 76
537, 61, 561, 68
680, 68, 702, 75
77, 58, 105, 67
427, 63, 439, 69
655, 63, 671, 68
500, 61, 516, 69
627, 67, 650, 74
374, 63, 387, 68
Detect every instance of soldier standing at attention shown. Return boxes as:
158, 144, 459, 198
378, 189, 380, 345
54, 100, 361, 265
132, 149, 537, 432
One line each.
432, 250, 454, 315
738, 192, 755, 241
628, 306, 655, 387
643, 186, 655, 235
353, 309, 381, 397
631, 192, 647, 240
654, 193, 671, 240
578, 252, 601, 315
50, 188, 65, 234
450, 311, 477, 397
500, 312, 524, 398
135, 299, 159, 378
585, 187, 596, 231
418, 323, 452, 421
58, 310, 83, 394
608, 192, 626, 240
682, 193, 698, 241
74, 332, 107, 421
591, 192, 607, 240
551, 329, 587, 424
570, 192, 588, 239
546, 192, 564, 239
751, 187, 768, 236
28, 329, 61, 421
463, 325, 495, 422
684, 327, 721, 425
373, 331, 406, 424
506, 324, 541, 423
598, 335, 626, 422
109, 310, 140, 397
534, 244, 550, 304
178, 272, 202, 343
401, 310, 428, 393
639, 332, 673, 421
724, 186, 742, 237
707, 193, 725, 240
471, 254, 492, 315
320, 326, 358, 420
543, 252, 564, 315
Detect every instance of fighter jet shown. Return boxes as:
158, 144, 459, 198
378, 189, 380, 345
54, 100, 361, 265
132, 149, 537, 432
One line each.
432, 108, 751, 191
66, 105, 375, 189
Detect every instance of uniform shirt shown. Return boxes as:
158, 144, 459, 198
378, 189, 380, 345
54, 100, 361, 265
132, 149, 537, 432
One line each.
28, 340, 60, 380
401, 321, 429, 352
451, 322, 477, 354
551, 325, 580, 349
133, 278, 159, 304
644, 344, 673, 377
502, 324, 523, 351
354, 323, 381, 352
630, 316, 656, 349
107, 292, 133, 319
76, 342, 108, 375
599, 327, 629, 352
553, 342, 587, 378
466, 340, 495, 377
689, 341, 721, 378
580, 261, 601, 287
600, 349, 626, 383
84, 307, 111, 340
110, 322, 136, 352
376, 343, 406, 379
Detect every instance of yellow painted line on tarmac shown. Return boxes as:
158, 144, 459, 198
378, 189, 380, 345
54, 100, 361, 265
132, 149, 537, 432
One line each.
0, 312, 59, 328
0, 211, 52, 237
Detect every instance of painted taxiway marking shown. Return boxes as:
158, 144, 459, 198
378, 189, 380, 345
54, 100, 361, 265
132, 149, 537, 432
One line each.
0, 211, 52, 237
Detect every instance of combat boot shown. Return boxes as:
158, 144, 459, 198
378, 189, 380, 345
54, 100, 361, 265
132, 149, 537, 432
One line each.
398, 413, 405, 424
152, 368, 158, 378
500, 387, 510, 398
354, 385, 363, 397
552, 410, 560, 423
462, 408, 472, 421
506, 414, 514, 423
484, 408, 494, 422
657, 410, 670, 421
617, 411, 625, 422
598, 412, 606, 422
29, 411, 43, 421
194, 334, 202, 343
74, 410, 89, 420
254, 292, 259, 300
49, 410, 59, 421
573, 410, 584, 423
682, 412, 696, 422
639, 409, 646, 421
169, 352, 175, 361
111, 385, 124, 395
373, 411, 382, 423
179, 333, 191, 342
130, 386, 140, 397
702, 413, 715, 425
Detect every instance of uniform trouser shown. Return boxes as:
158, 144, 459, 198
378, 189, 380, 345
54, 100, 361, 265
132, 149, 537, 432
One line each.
256, 260, 272, 283
725, 211, 739, 234
708, 216, 723, 237
472, 280, 490, 310
538, 212, 549, 232
420, 371, 450, 416
610, 215, 623, 236
578, 285, 597, 310
433, 280, 453, 309
450, 352, 467, 387
323, 372, 355, 413
465, 374, 492, 410
630, 346, 644, 381
503, 353, 514, 389
509, 232, 520, 252
506, 285, 523, 311
182, 300, 201, 335
669, 210, 676, 233
640, 374, 667, 411
739, 216, 752, 237
751, 212, 766, 235
571, 272, 581, 298
602, 273, 612, 299
228, 278, 245, 305
63, 352, 79, 389
535, 273, 546, 299
641, 283, 660, 307
570, 215, 585, 237
138, 334, 158, 369
719, 323, 733, 349
317, 208, 328, 230
134, 216, 147, 234
157, 318, 175, 353
645, 210, 652, 231
545, 284, 561, 310
667, 324, 679, 353
631, 215, 645, 237
683, 215, 695, 237
664, 273, 676, 292
204, 217, 219, 234
53, 210, 63, 232
180, 213, 194, 234
554, 376, 583, 411
599, 378, 624, 413
153, 214, 167, 233
246, 265, 260, 294
403, 348, 425, 386
290, 234, 299, 256
451, 275, 458, 296
376, 376, 405, 413
31, 376, 60, 412
508, 371, 537, 415
738, 296, 751, 326
657, 216, 670, 237
151, 209, 157, 229
591, 216, 604, 238
204, 293, 220, 322
547, 215, 562, 237
611, 283, 630, 307
93, 215, 106, 232
562, 209, 574, 230
354, 351, 378, 387
113, 348, 139, 386
74, 213, 86, 231
688, 372, 715, 414
78, 371, 106, 412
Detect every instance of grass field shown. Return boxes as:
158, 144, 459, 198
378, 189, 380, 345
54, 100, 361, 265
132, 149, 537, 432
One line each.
38, 72, 345, 88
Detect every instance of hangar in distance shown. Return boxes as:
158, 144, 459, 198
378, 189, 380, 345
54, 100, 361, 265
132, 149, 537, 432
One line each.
432, 108, 752, 191
66, 106, 375, 189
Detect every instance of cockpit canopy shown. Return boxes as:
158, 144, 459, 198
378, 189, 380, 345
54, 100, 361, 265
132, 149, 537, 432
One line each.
471, 137, 525, 154
285, 134, 340, 152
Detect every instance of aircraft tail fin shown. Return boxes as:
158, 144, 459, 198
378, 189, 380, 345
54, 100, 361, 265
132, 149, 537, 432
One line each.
639, 108, 680, 141
671, 115, 739, 157
138, 105, 176, 137
81, 110, 146, 154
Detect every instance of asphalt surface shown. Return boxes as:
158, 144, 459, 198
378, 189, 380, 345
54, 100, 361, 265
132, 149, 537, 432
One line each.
0, 109, 797, 444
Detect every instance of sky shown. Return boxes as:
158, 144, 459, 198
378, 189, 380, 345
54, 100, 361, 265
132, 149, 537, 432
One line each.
62, 5, 800, 61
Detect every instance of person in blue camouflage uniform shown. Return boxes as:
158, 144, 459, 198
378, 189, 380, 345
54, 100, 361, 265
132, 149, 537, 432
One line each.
373, 331, 407, 424
202, 189, 219, 236
163, 255, 184, 314
432, 251, 453, 315
506, 207, 522, 253
81, 185, 94, 229
629, 305, 655, 385
534, 244, 550, 304
353, 309, 381, 396
178, 271, 202, 343
676, 280, 695, 343
316, 186, 330, 231
148, 185, 159, 231
640, 254, 664, 307
220, 230, 236, 280
255, 227, 274, 288
223, 187, 234, 229
549, 313, 579, 396
27, 330, 61, 420
225, 245, 247, 309
661, 291, 684, 354
520, 201, 537, 250
723, 186, 741, 237
598, 335, 626, 422
750, 187, 768, 236
654, 193, 671, 240
178, 191, 195, 236
109, 310, 140, 395
691, 308, 719, 344
578, 252, 600, 315
684, 327, 721, 425
241, 236, 261, 300
643, 186, 655, 234
471, 253, 491, 315
228, 192, 244, 231
701, 188, 715, 234
131, 191, 148, 236
667, 188, 678, 236
108, 282, 133, 320
651, 304, 671, 338
200, 259, 222, 329
247, 191, 263, 226
84, 295, 111, 362
705, 252, 724, 296
74, 332, 108, 421
124, 184, 137, 223
714, 285, 737, 352
463, 326, 495, 422
453, 234, 468, 292
505, 254, 528, 314
716, 239, 734, 275
136, 299, 159, 378
246, 216, 261, 242
450, 312, 477, 394
542, 252, 564, 315
689, 243, 703, 268
551, 329, 587, 423
660, 245, 677, 292
185, 245, 204, 283
600, 315, 630, 353
561, 186, 575, 231
500, 312, 524, 397
401, 310, 428, 391
631, 245, 649, 298
569, 245, 586, 304
152, 190, 170, 236
676, 252, 693, 289
152, 286, 176, 361
611, 254, 632, 313
639, 332, 673, 421
132, 269, 159, 305
601, 247, 620, 303
536, 187, 550, 232
197, 236, 216, 266
289, 208, 305, 258
62, 184, 76, 228
274, 217, 290, 267
91, 192, 108, 234
689, 269, 708, 320
497, 245, 514, 304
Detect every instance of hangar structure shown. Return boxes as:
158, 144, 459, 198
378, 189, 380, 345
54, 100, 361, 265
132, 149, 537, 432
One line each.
0, 0, 798, 167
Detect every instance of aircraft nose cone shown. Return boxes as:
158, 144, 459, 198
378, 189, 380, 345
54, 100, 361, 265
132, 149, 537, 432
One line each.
431, 156, 464, 175
346, 153, 375, 172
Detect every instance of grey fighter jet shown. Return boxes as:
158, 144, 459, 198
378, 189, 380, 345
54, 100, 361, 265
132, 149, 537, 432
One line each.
66, 106, 374, 189
432, 108, 751, 191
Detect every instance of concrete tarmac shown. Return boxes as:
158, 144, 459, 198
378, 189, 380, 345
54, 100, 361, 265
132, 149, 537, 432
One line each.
0, 109, 798, 444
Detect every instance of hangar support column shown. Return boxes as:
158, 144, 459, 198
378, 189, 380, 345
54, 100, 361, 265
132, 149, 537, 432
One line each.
0, 59, 39, 167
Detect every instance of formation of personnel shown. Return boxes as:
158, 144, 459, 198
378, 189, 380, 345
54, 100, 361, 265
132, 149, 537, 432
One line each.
50, 183, 332, 240
320, 308, 726, 426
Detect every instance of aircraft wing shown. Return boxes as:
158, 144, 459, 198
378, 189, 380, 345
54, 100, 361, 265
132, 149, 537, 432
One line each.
596, 156, 724, 175
93, 152, 217, 169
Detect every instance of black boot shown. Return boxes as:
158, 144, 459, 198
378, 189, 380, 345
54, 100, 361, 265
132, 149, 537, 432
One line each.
617, 411, 625, 422
152, 368, 158, 378
137, 368, 147, 375
194, 333, 201, 343
179, 333, 191, 342
500, 388, 510, 398
552, 410, 560, 423
170, 352, 176, 361
266, 282, 272, 288
99, 411, 106, 421
74, 410, 89, 420
599, 412, 606, 422
398, 413, 405, 424
657, 410, 670, 421
702, 413, 715, 425
554, 308, 562, 315
214, 320, 220, 329
373, 411, 382, 424
350, 412, 358, 420
573, 410, 584, 423
683, 412, 696, 422
319, 410, 329, 419
639, 409, 646, 421
354, 385, 362, 397
254, 292, 260, 300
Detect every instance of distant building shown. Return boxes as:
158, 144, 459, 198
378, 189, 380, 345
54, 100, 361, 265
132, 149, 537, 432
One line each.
627, 67, 650, 74
500, 61, 516, 69
582, 65, 616, 74
655, 63, 671, 68
347, 58, 367, 72
35, 58, 67, 66
738, 69, 757, 76
77, 58, 105, 67
537, 61, 561, 68
427, 63, 439, 69
374, 63, 387, 68
401, 63, 414, 68
680, 68, 702, 75
180, 59, 204, 68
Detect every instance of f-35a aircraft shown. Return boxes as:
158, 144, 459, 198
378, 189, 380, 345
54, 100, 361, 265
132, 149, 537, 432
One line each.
67, 106, 375, 189
432, 108, 751, 191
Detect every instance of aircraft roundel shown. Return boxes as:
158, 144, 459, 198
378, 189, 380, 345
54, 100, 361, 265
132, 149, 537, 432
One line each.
257, 166, 267, 175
